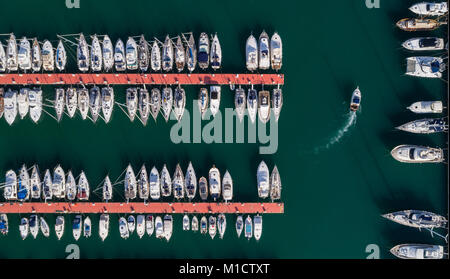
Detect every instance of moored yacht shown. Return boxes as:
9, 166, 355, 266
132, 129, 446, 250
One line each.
4, 89, 17, 125
136, 215, 145, 239
407, 101, 443, 114
185, 162, 197, 200
382, 210, 447, 229
163, 215, 173, 242
30, 165, 41, 199
209, 86, 221, 117
65, 88, 77, 119
217, 214, 226, 239
253, 215, 262, 241
396, 18, 442, 31
42, 169, 53, 201
6, 34, 18, 71
18, 37, 31, 71
126, 87, 138, 122
124, 164, 137, 201
76, 171, 89, 201
0, 88, 4, 118
55, 40, 67, 71
270, 32, 282, 70
209, 165, 221, 201
19, 217, 29, 240
402, 37, 445, 51
222, 170, 233, 202
209, 215, 217, 239
199, 176, 208, 201
52, 164, 66, 199
17, 164, 30, 201
257, 161, 270, 198
155, 216, 164, 239
272, 87, 283, 122
198, 87, 209, 119
270, 166, 282, 201
146, 215, 154, 236
127, 215, 136, 234
183, 214, 190, 231
162, 35, 174, 72
172, 164, 185, 200
138, 35, 149, 71
247, 86, 258, 124
89, 86, 101, 123
186, 33, 197, 72
258, 31, 270, 70
173, 86, 186, 121
236, 216, 243, 238
149, 88, 161, 121
175, 35, 185, 72
151, 40, 161, 71
40, 217, 50, 238
409, 2, 448, 16
101, 86, 114, 123
55, 216, 64, 240
41, 40, 54, 71
244, 215, 252, 239
200, 216, 207, 234
77, 88, 89, 120
160, 164, 172, 197
390, 244, 444, 259
210, 33, 222, 70
138, 87, 150, 126
114, 39, 126, 71
99, 214, 109, 241
77, 34, 89, 72
102, 175, 112, 202
119, 217, 129, 239
149, 166, 160, 200
191, 216, 199, 232
102, 35, 114, 72
138, 165, 149, 201
0, 44, 5, 72
126, 37, 138, 70
234, 87, 246, 122
4, 169, 17, 201
31, 38, 42, 72
246, 34, 258, 71
55, 88, 65, 122
161, 87, 173, 122
198, 32, 210, 70
391, 145, 444, 163
66, 171, 77, 201
258, 90, 270, 123
90, 35, 102, 72
28, 88, 43, 123
17, 88, 29, 120
396, 118, 447, 134
30, 215, 39, 238
405, 57, 445, 78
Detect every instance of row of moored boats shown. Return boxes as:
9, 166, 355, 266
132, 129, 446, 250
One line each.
245, 31, 282, 71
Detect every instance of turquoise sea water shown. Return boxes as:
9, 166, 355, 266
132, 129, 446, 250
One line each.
0, 0, 448, 258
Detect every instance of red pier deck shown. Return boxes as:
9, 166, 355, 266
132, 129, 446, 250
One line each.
0, 73, 284, 85
0, 202, 284, 214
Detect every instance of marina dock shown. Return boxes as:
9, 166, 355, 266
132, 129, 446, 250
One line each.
0, 73, 284, 85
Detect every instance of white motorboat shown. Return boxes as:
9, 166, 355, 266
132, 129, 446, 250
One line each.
91, 35, 102, 72
199, 176, 208, 201
41, 40, 54, 71
138, 87, 150, 126
405, 57, 445, 78
128, 215, 136, 234
270, 166, 282, 201
409, 2, 448, 16
198, 88, 209, 119
31, 38, 42, 72
99, 214, 109, 241
247, 87, 258, 124
77, 88, 89, 120
402, 37, 445, 51
236, 216, 243, 238
17, 164, 30, 201
200, 216, 207, 234
114, 39, 126, 71
270, 32, 282, 70
258, 31, 270, 70
253, 215, 262, 241
149, 88, 161, 121
126, 37, 138, 70
183, 214, 190, 231
391, 145, 444, 163
66, 171, 77, 201
126, 87, 138, 122
209, 165, 221, 201
257, 161, 270, 198
209, 86, 221, 117
19, 217, 29, 240
149, 166, 160, 200
244, 215, 252, 239
185, 162, 197, 200
234, 87, 246, 122
101, 87, 114, 123
222, 170, 233, 202
350, 87, 361, 112
55, 216, 64, 240
4, 89, 17, 125
138, 35, 149, 71
208, 216, 217, 239
173, 86, 186, 121
163, 215, 173, 242
246, 34, 258, 71
258, 90, 270, 123
155, 216, 164, 239
30, 165, 41, 199
390, 244, 444, 259
382, 210, 447, 229
4, 169, 17, 201
210, 33, 222, 70
191, 216, 199, 232
161, 87, 173, 122
42, 169, 53, 201
119, 217, 129, 239
138, 164, 149, 201
17, 88, 29, 120
0, 44, 5, 72
217, 214, 226, 239
272, 87, 283, 122
136, 215, 146, 239
55, 88, 65, 122
162, 35, 174, 72
6, 34, 18, 71
151, 40, 161, 71
102, 35, 114, 72
175, 35, 185, 72
52, 164, 66, 199
172, 164, 185, 200
146, 215, 154, 236
55, 40, 67, 71
29, 215, 39, 239
186, 33, 197, 72
89, 86, 101, 123
125, 164, 137, 200
28, 88, 43, 123
396, 118, 447, 134
160, 164, 172, 197
407, 101, 443, 114
102, 175, 112, 202
40, 217, 50, 238
18, 37, 31, 71
77, 34, 89, 72
198, 32, 210, 70
76, 171, 89, 201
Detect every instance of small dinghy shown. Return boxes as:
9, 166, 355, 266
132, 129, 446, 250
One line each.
155, 216, 164, 239
405, 56, 445, 78
17, 88, 29, 120
396, 18, 442, 32
253, 215, 262, 241
244, 215, 253, 239
76, 171, 89, 201
101, 87, 114, 123
209, 86, 221, 117
151, 40, 161, 71
209, 165, 221, 201
191, 216, 199, 232
350, 87, 361, 112
222, 170, 233, 202
55, 216, 64, 240
138, 87, 150, 126
4, 169, 17, 201
172, 164, 185, 200
18, 164, 30, 201
126, 37, 138, 70
272, 87, 283, 122
149, 88, 161, 121
31, 38, 42, 72
138, 35, 149, 71
234, 87, 246, 122
247, 86, 258, 124
208, 216, 217, 239
30, 165, 41, 199
236, 216, 243, 238
99, 214, 109, 241
210, 33, 222, 70
186, 33, 197, 72
149, 166, 160, 200
89, 86, 101, 123
160, 164, 172, 197
77, 88, 89, 120
0, 45, 5, 72
198, 88, 209, 119
138, 165, 149, 201
198, 32, 210, 70
18, 37, 31, 71
127, 215, 136, 234
409, 2, 448, 16
52, 164, 66, 199
396, 118, 448, 134
125, 164, 137, 200
163, 215, 173, 242
29, 215, 39, 239
402, 37, 445, 51
162, 35, 174, 72
77, 34, 90, 72
199, 177, 208, 201
119, 217, 129, 239
4, 89, 17, 126
390, 244, 444, 259
270, 32, 282, 70
102, 35, 114, 72
407, 101, 443, 114
183, 214, 190, 231
126, 87, 138, 122
136, 215, 146, 239
161, 87, 173, 122
270, 166, 282, 201
217, 214, 226, 239
40, 217, 50, 238
102, 175, 112, 202
258, 31, 270, 70
200, 216, 208, 234
185, 162, 197, 200
65, 87, 77, 119
391, 145, 444, 163
114, 39, 126, 71
42, 169, 53, 201
55, 88, 65, 122
257, 161, 270, 199
246, 34, 258, 71
146, 215, 154, 236
20, 217, 29, 240
90, 35, 102, 72
6, 34, 18, 71
175, 35, 185, 72
258, 90, 270, 123
41, 40, 54, 71
66, 171, 77, 201
173, 86, 186, 121
55, 40, 67, 71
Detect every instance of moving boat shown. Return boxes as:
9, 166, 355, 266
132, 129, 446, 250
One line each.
136, 215, 145, 239
396, 118, 447, 134
17, 164, 30, 201
55, 40, 67, 71
138, 87, 150, 125
18, 37, 31, 71
258, 90, 270, 123
128, 215, 136, 234
210, 33, 222, 70
102, 35, 114, 72
198, 88, 209, 119
0, 44, 5, 72
246, 34, 258, 71
31, 38, 42, 72
101, 86, 114, 123
149, 166, 160, 200
253, 215, 262, 241
160, 164, 172, 197
42, 40, 54, 71
55, 88, 65, 122
161, 87, 173, 122
155, 216, 164, 239
77, 171, 89, 201
126, 37, 138, 70
77, 34, 89, 72
102, 175, 112, 202
350, 87, 361, 112
6, 34, 18, 71
40, 217, 50, 238
125, 164, 137, 200
209, 166, 221, 201
209, 86, 221, 117
236, 216, 243, 238
390, 244, 444, 259
163, 215, 173, 242
29, 88, 42, 123
138, 165, 149, 201
17, 88, 29, 120
396, 18, 443, 31
222, 170, 233, 202
198, 32, 210, 70
146, 215, 154, 236
199, 176, 208, 201
382, 210, 447, 229
29, 215, 38, 239
99, 214, 109, 241
126, 87, 138, 122
200, 216, 207, 234
247, 86, 258, 124
149, 88, 161, 121
42, 169, 53, 201
405, 56, 445, 78
138, 35, 149, 71
30, 165, 41, 199
234, 87, 246, 122
409, 2, 448, 16
77, 88, 89, 120
402, 37, 445, 51
162, 35, 174, 72
20, 217, 29, 240
0, 88, 3, 118
191, 216, 199, 231
407, 101, 443, 114
258, 31, 270, 70
270, 165, 282, 201
272, 87, 283, 122
89, 86, 101, 123
114, 39, 126, 71
172, 164, 185, 200
186, 33, 197, 72
244, 215, 252, 239
52, 164, 66, 199
83, 217, 91, 237
257, 161, 270, 198
183, 214, 190, 231
4, 169, 17, 200
270, 32, 282, 70
391, 145, 444, 163
173, 86, 186, 121
55, 216, 64, 240
217, 214, 226, 239
151, 40, 161, 71
66, 171, 77, 201
4, 89, 17, 125
175, 36, 185, 72
119, 217, 129, 239
185, 162, 197, 200
208, 216, 217, 239
91, 35, 102, 72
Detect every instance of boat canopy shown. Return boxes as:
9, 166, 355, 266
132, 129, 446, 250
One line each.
419, 38, 438, 48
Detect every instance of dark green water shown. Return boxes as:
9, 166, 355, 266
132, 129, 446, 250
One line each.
0, 0, 447, 259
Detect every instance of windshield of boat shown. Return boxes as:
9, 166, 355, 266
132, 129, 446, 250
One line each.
419, 38, 437, 47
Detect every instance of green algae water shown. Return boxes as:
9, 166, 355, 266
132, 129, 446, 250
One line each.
0, 0, 447, 259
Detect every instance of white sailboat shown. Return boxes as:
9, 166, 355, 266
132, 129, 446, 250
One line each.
77, 88, 89, 120
186, 33, 197, 72
257, 161, 270, 198
17, 88, 29, 120
28, 88, 43, 123
217, 214, 226, 239
160, 164, 172, 197
138, 165, 149, 201
270, 166, 282, 201
198, 88, 209, 119
91, 35, 103, 72
151, 40, 161, 71
30, 165, 41, 199
246, 34, 258, 71
222, 170, 233, 202
66, 171, 77, 201
31, 38, 42, 72
272, 88, 283, 122
124, 164, 137, 200
99, 214, 109, 241
270, 32, 282, 70
102, 175, 112, 202
55, 40, 67, 71
77, 34, 89, 72
162, 35, 174, 72
19, 217, 29, 240
42, 169, 53, 201
52, 164, 66, 199
102, 35, 114, 72
209, 165, 221, 201
258, 90, 270, 123
247, 87, 258, 124
76, 171, 89, 201
161, 87, 173, 122
236, 216, 243, 238
6, 34, 18, 71
29, 215, 39, 239
136, 215, 145, 239
83, 216, 91, 238
138, 87, 150, 126
40, 217, 50, 238
4, 89, 17, 126
114, 39, 126, 71
146, 215, 154, 236
172, 164, 185, 200
234, 87, 246, 122
185, 162, 197, 200
101, 87, 114, 123
126, 87, 138, 122
55, 216, 65, 240
149, 88, 161, 121
210, 33, 222, 70
175, 35, 185, 72
18, 164, 30, 201
55, 88, 65, 122
0, 43, 6, 72
89, 86, 101, 123
149, 166, 161, 200
64, 86, 77, 117
4, 169, 17, 201
209, 86, 221, 117
138, 35, 149, 71
173, 86, 186, 121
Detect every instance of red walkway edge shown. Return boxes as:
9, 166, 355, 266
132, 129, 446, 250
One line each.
0, 73, 284, 85
0, 202, 284, 214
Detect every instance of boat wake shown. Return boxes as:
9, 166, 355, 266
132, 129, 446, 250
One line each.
315, 112, 357, 153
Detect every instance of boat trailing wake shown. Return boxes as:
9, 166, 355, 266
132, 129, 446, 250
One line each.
315, 112, 357, 152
